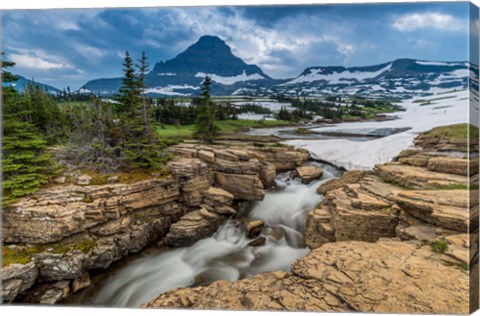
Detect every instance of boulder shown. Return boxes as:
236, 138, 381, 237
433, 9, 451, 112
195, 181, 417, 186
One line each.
1, 261, 38, 302
246, 220, 264, 239
203, 187, 234, 208
215, 172, 265, 201
164, 209, 224, 247
294, 165, 324, 184
35, 252, 87, 282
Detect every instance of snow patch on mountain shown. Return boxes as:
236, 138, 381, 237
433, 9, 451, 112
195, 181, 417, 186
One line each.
145, 85, 199, 96
284, 63, 392, 85
195, 71, 266, 85
416, 61, 467, 67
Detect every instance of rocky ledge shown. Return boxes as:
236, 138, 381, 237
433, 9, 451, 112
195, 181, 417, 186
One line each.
1, 142, 311, 304
145, 239, 470, 313
145, 125, 479, 314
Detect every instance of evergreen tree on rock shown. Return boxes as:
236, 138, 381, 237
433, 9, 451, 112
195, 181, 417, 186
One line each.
117, 51, 169, 170
193, 76, 219, 144
1, 53, 58, 206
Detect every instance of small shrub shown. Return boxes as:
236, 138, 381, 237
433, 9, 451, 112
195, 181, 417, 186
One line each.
431, 239, 448, 253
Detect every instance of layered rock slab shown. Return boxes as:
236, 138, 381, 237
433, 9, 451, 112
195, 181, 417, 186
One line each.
145, 239, 469, 314
164, 209, 224, 247
2, 178, 180, 244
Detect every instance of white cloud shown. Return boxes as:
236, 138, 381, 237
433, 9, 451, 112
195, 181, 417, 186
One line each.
9, 53, 82, 74
10, 53, 67, 69
393, 12, 465, 32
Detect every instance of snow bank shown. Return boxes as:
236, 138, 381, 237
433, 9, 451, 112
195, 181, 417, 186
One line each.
284, 63, 392, 85
195, 71, 266, 85
145, 85, 199, 96
285, 89, 469, 170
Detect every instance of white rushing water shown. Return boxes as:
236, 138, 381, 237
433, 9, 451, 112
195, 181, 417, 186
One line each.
83, 164, 340, 308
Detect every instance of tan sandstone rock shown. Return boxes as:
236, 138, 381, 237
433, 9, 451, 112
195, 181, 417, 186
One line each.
164, 209, 224, 247
215, 172, 265, 201
294, 165, 324, 184
145, 239, 469, 314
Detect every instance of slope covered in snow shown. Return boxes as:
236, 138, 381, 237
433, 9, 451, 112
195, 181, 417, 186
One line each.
285, 90, 469, 170
195, 71, 267, 85
285, 63, 392, 85
272, 59, 468, 99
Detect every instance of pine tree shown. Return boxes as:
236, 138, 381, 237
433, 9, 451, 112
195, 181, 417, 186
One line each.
2, 120, 58, 205
1, 54, 58, 206
116, 51, 169, 170
193, 76, 219, 143
117, 51, 139, 115
136, 51, 150, 130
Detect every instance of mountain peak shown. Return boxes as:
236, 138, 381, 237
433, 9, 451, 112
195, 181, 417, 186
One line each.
150, 35, 270, 80
196, 35, 227, 45
176, 35, 233, 61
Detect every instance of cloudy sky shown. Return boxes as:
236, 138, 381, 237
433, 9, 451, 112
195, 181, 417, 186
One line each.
1, 2, 471, 89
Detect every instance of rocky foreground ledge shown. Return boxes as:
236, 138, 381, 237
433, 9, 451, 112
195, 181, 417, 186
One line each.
145, 125, 479, 314
1, 142, 311, 303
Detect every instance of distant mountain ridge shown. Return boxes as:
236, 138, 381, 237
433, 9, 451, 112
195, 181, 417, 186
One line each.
273, 58, 468, 98
4, 75, 61, 94
75, 36, 469, 98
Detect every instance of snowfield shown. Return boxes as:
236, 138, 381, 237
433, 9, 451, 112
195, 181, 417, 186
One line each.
285, 89, 470, 170
145, 85, 199, 96
284, 63, 392, 85
195, 71, 266, 85
415, 61, 468, 67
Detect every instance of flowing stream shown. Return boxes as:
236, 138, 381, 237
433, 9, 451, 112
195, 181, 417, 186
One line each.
70, 162, 342, 308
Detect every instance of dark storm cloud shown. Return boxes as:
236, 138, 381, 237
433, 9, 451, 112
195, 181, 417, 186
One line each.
1, 2, 469, 89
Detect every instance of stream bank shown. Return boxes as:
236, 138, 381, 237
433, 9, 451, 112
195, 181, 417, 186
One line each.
66, 164, 342, 307
1, 142, 323, 305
